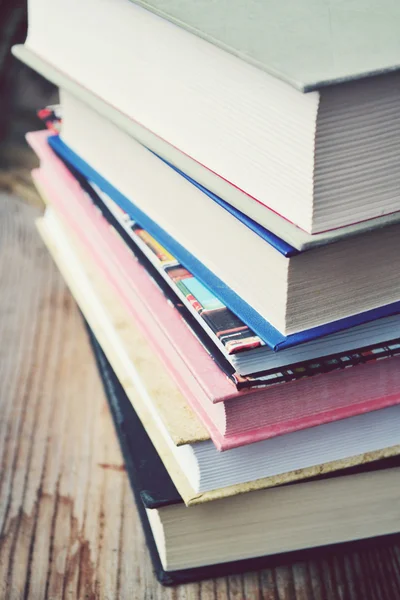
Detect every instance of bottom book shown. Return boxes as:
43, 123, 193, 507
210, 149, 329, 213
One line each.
84, 322, 400, 586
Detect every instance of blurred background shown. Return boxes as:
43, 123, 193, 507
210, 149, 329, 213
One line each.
0, 1, 56, 201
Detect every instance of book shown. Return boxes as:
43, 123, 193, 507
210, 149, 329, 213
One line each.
35, 202, 400, 504
30, 130, 400, 453
88, 322, 400, 583
36, 95, 400, 343
16, 0, 400, 236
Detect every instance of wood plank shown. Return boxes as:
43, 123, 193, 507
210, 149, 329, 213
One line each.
1, 194, 400, 599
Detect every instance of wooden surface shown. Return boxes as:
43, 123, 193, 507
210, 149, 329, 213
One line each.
1, 194, 400, 600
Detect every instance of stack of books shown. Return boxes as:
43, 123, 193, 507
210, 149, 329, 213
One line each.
14, 0, 400, 585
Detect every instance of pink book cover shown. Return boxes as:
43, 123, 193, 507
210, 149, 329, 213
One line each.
28, 130, 400, 451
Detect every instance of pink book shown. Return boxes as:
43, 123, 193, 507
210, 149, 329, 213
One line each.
28, 130, 400, 451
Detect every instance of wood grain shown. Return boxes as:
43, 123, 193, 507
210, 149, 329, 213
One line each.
1, 194, 400, 600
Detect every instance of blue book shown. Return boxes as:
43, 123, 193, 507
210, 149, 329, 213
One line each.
48, 135, 400, 351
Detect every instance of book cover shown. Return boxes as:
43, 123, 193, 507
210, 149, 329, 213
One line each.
130, 0, 400, 92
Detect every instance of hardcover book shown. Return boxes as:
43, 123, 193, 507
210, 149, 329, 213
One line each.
14, 0, 400, 236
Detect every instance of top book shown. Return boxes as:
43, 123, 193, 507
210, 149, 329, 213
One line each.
23, 0, 400, 236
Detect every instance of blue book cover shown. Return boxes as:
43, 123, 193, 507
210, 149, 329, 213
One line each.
48, 135, 400, 351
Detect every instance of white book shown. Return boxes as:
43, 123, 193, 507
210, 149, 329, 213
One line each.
147, 466, 400, 571
14, 0, 400, 245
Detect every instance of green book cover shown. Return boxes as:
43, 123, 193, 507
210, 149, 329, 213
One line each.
131, 0, 400, 91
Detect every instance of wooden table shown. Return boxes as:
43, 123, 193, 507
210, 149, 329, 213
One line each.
1, 194, 400, 600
